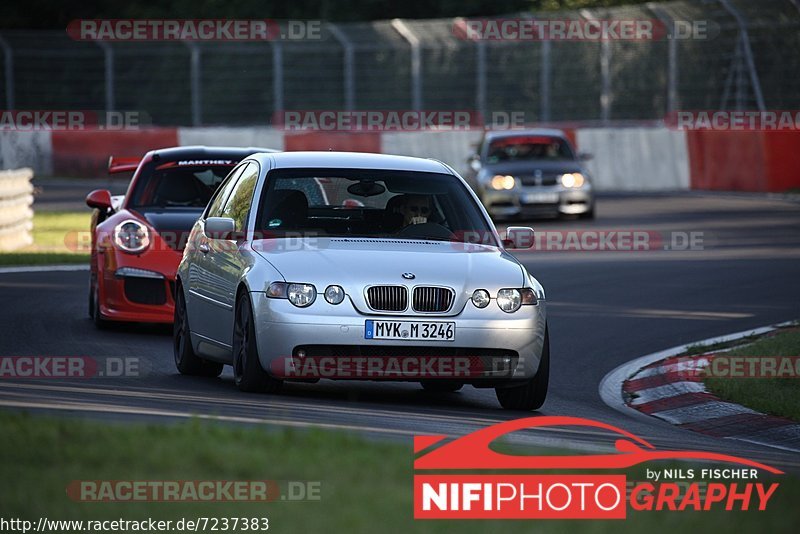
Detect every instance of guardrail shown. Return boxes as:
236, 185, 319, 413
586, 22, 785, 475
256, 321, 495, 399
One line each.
0, 167, 34, 251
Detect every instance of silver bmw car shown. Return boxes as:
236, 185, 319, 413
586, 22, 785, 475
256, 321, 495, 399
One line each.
465, 129, 595, 220
174, 151, 549, 410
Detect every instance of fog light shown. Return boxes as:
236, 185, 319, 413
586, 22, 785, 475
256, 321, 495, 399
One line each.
471, 289, 491, 308
324, 285, 345, 305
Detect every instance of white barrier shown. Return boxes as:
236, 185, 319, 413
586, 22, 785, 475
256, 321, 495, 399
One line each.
0, 168, 34, 251
381, 130, 484, 177
0, 131, 53, 176
576, 127, 690, 191
6, 126, 695, 192
177, 127, 285, 152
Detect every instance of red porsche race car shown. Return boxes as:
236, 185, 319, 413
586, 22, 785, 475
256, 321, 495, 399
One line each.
85, 145, 275, 327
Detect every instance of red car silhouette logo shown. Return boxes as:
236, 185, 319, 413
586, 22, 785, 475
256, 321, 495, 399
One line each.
414, 416, 782, 473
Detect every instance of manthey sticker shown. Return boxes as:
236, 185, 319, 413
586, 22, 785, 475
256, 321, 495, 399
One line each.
413, 416, 782, 519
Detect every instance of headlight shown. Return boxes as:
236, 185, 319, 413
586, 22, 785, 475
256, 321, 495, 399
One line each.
113, 219, 150, 253
287, 283, 316, 308
266, 282, 317, 308
471, 289, 490, 308
560, 172, 585, 188
496, 289, 521, 313
324, 285, 345, 305
490, 175, 516, 190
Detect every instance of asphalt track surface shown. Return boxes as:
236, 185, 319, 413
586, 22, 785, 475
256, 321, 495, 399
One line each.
1, 193, 799, 471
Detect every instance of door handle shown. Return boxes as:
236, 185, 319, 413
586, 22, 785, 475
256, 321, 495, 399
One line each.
199, 243, 210, 254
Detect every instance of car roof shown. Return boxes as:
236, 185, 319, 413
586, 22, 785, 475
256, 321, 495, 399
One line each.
248, 151, 452, 174
147, 145, 278, 160
483, 128, 567, 140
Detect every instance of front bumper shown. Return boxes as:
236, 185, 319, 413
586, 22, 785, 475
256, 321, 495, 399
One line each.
96, 247, 181, 324
483, 185, 594, 219
250, 293, 547, 382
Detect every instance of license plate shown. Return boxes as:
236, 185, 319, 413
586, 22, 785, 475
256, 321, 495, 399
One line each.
365, 320, 455, 341
523, 192, 559, 204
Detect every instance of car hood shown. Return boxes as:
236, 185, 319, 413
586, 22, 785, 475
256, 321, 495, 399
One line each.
252, 238, 527, 315
137, 209, 204, 232
482, 160, 581, 176
137, 208, 204, 251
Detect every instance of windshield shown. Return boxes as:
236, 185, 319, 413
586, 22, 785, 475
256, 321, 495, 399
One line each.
128, 159, 240, 209
485, 135, 574, 164
255, 169, 497, 246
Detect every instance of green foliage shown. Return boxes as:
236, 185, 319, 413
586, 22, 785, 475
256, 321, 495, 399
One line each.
705, 328, 800, 421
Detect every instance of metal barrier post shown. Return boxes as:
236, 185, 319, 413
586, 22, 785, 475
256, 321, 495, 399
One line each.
0, 34, 14, 110
96, 41, 115, 113
272, 41, 284, 115
328, 24, 356, 111
185, 42, 202, 126
581, 10, 612, 123
718, 0, 766, 111
391, 19, 422, 111
649, 4, 678, 115
476, 38, 487, 124
540, 38, 552, 122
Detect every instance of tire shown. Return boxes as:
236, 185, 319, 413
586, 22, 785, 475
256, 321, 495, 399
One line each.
174, 287, 223, 377
233, 292, 282, 393
420, 380, 463, 393
495, 326, 550, 411
88, 275, 95, 319
579, 207, 595, 220
91, 280, 109, 330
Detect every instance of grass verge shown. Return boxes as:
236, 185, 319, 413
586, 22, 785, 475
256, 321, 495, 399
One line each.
0, 211, 90, 266
705, 327, 800, 422
0, 412, 796, 533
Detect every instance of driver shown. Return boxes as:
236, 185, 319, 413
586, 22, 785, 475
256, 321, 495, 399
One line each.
393, 194, 432, 226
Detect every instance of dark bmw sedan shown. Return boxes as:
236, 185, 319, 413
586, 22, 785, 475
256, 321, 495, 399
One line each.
465, 129, 595, 220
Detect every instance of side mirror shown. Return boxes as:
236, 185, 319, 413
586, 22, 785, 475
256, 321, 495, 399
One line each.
85, 189, 112, 211
468, 155, 482, 173
205, 217, 236, 240
578, 152, 593, 161
502, 226, 534, 249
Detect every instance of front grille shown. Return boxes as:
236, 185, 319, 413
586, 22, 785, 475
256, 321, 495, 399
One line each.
124, 277, 167, 305
519, 175, 559, 186
366, 285, 407, 312
413, 286, 454, 313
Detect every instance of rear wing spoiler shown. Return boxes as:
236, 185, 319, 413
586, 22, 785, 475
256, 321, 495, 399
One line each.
108, 156, 140, 175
